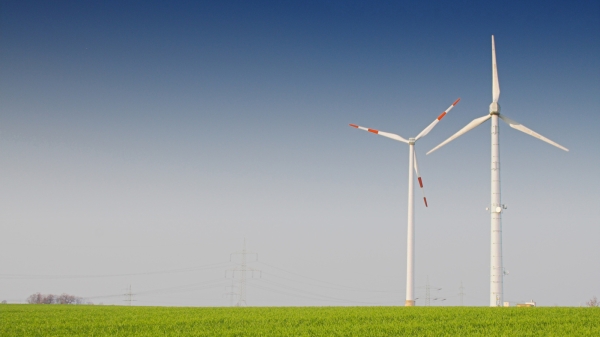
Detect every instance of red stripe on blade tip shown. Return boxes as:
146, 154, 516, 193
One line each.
418, 177, 423, 188
424, 198, 428, 207
349, 124, 358, 128
453, 98, 461, 106
367, 129, 379, 134
437, 112, 447, 120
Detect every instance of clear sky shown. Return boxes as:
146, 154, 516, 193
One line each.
1, 0, 598, 306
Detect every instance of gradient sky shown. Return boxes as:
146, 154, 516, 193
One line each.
1, 0, 598, 306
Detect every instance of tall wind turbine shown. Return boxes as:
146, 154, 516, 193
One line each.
350, 98, 460, 306
427, 36, 568, 307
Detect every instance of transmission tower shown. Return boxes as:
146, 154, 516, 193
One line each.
459, 281, 465, 306
124, 285, 135, 306
226, 239, 261, 306
224, 279, 237, 307
425, 277, 431, 306
420, 276, 443, 306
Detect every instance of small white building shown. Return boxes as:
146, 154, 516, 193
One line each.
517, 300, 536, 307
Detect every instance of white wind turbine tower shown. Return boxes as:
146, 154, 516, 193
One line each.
427, 36, 568, 307
350, 98, 460, 306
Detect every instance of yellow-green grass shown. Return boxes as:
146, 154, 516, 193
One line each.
1, 305, 598, 336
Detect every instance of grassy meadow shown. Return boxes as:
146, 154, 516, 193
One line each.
1, 305, 599, 336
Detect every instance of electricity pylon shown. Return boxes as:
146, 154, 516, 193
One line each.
226, 239, 261, 306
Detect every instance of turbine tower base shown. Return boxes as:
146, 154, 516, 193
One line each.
405, 300, 415, 307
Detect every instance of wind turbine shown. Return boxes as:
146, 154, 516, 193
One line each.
349, 98, 460, 306
427, 36, 568, 307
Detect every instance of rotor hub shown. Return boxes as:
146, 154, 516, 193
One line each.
489, 102, 501, 115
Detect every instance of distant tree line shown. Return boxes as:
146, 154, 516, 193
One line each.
26, 293, 91, 305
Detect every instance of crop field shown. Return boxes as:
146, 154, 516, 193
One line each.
1, 305, 599, 336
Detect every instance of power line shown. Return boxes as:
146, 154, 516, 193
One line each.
84, 278, 228, 301
256, 261, 400, 293
259, 270, 401, 294
134, 279, 228, 297
7, 245, 458, 306
0, 261, 233, 280
248, 280, 399, 305
249, 278, 398, 305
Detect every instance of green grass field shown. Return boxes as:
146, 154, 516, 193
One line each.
1, 305, 599, 336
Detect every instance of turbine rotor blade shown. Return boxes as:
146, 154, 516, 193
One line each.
415, 98, 461, 141
426, 115, 491, 155
492, 35, 500, 103
349, 124, 409, 143
498, 114, 569, 152
413, 150, 428, 207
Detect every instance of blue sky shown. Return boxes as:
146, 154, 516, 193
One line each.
0, 1, 598, 306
